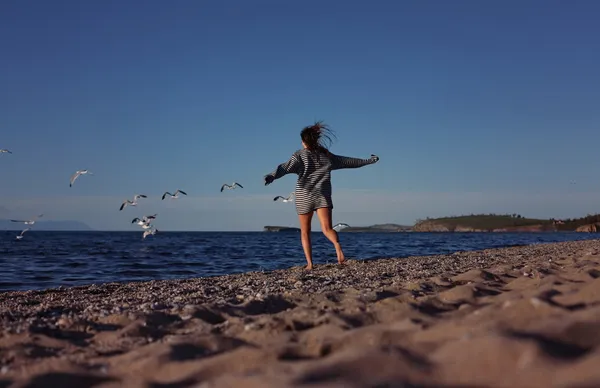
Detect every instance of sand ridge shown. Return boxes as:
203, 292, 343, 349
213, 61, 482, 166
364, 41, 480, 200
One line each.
0, 239, 600, 387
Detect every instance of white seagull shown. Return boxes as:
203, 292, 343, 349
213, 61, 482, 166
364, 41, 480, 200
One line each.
273, 192, 295, 202
162, 189, 187, 200
70, 170, 93, 187
221, 182, 243, 192
119, 194, 147, 211
132, 214, 157, 225
16, 228, 30, 240
132, 214, 157, 229
333, 223, 350, 231
0, 149, 12, 155
10, 214, 44, 225
142, 228, 158, 240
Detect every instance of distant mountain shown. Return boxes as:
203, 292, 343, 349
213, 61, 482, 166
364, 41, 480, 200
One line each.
0, 219, 93, 231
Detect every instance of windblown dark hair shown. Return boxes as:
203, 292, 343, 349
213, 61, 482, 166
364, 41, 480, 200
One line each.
300, 121, 336, 156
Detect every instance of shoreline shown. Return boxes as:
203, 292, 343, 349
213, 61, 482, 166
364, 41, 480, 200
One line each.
1, 239, 600, 386
2, 232, 597, 294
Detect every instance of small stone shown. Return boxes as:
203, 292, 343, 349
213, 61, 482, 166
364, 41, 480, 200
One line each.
56, 318, 69, 327
244, 323, 258, 331
152, 302, 168, 310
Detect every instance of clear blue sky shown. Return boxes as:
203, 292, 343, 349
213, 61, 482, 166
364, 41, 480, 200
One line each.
1, 0, 599, 231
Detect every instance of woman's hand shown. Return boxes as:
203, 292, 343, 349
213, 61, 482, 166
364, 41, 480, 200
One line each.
264, 175, 275, 186
370, 154, 380, 163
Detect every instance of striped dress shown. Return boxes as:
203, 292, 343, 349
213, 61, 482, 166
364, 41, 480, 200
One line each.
267, 149, 377, 215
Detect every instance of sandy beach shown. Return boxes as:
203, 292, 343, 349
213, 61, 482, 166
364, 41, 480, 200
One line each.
1, 239, 600, 387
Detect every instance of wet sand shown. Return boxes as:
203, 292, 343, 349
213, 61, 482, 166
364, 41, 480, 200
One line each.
1, 239, 600, 387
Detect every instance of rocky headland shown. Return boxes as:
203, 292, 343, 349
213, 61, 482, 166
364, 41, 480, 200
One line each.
412, 220, 556, 233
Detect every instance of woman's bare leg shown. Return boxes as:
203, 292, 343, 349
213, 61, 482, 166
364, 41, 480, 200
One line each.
316, 207, 346, 265
298, 212, 314, 270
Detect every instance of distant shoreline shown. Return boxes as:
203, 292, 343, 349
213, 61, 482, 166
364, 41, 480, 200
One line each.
3, 212, 600, 233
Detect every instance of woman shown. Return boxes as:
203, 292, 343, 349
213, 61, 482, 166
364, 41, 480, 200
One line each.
264, 121, 379, 270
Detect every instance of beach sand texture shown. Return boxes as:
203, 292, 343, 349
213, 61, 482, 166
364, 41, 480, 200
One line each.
1, 239, 600, 387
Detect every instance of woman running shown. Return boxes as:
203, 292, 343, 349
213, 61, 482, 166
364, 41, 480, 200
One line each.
264, 121, 379, 270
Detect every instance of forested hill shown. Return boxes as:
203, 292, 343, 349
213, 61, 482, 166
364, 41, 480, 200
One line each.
412, 213, 600, 232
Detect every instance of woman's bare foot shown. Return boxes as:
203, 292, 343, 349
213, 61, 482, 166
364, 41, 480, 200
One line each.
336, 249, 346, 265
305, 264, 313, 270
334, 243, 345, 265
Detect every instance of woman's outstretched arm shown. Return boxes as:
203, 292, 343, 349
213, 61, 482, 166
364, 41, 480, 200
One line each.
264, 152, 302, 185
330, 154, 379, 170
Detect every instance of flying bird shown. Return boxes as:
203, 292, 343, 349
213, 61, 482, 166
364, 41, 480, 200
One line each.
333, 223, 350, 231
132, 214, 157, 225
142, 228, 158, 240
221, 182, 243, 192
273, 192, 295, 203
0, 149, 12, 155
120, 200, 134, 211
132, 214, 157, 229
119, 194, 147, 210
162, 189, 187, 200
16, 228, 29, 240
70, 170, 93, 187
10, 214, 43, 225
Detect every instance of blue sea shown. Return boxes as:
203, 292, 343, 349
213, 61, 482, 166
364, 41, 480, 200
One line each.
0, 231, 597, 292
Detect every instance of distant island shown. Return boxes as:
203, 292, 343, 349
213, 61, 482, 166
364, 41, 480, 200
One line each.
263, 213, 600, 233
0, 219, 93, 231
263, 226, 300, 232
338, 223, 412, 233
262, 223, 410, 233
413, 213, 600, 233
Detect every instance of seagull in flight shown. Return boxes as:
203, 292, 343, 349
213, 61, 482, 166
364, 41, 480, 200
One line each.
273, 192, 295, 203
10, 214, 43, 225
142, 228, 158, 240
333, 223, 350, 231
221, 182, 243, 192
162, 189, 187, 200
0, 149, 12, 155
132, 214, 157, 225
16, 228, 29, 240
132, 214, 157, 229
70, 170, 93, 187
119, 194, 147, 210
